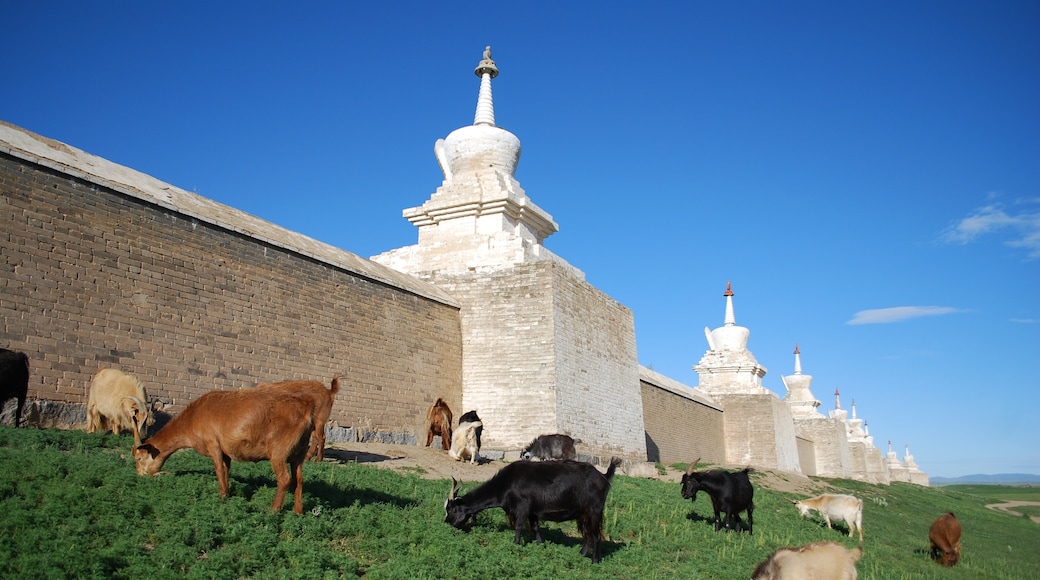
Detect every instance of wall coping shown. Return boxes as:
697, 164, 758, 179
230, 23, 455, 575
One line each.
639, 366, 722, 410
0, 120, 459, 309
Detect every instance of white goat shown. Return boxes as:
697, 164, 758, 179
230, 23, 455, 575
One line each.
86, 369, 152, 443
792, 494, 864, 541
752, 541, 862, 579
448, 420, 482, 463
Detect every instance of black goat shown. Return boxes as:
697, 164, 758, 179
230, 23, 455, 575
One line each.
681, 459, 754, 534
0, 349, 29, 427
458, 410, 482, 450
520, 433, 578, 461
445, 457, 622, 563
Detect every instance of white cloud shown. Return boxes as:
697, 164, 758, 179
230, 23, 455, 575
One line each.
1011, 318, 1038, 324
940, 197, 1040, 260
847, 306, 960, 325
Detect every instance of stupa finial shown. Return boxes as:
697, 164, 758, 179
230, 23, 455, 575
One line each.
473, 46, 498, 126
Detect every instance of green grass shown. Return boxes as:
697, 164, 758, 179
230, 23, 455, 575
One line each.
0, 426, 1037, 578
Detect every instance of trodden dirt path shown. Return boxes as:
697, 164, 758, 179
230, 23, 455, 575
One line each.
985, 501, 1040, 524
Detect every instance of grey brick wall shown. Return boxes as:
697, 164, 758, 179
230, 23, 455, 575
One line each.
640, 380, 725, 465
0, 153, 462, 438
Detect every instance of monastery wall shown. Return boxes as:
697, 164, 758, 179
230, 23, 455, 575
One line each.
719, 394, 802, 472
551, 264, 645, 460
392, 260, 646, 462
796, 436, 816, 475
639, 368, 724, 465
414, 264, 560, 450
0, 126, 463, 440
795, 419, 853, 478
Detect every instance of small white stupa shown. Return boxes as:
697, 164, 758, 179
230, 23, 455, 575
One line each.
693, 281, 770, 395
829, 388, 848, 422
782, 343, 823, 419
847, 400, 867, 442
377, 46, 560, 274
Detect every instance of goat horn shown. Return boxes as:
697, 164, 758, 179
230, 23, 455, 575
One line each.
686, 458, 701, 475
448, 477, 460, 501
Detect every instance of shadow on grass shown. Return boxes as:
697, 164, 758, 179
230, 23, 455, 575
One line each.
684, 509, 752, 533
323, 448, 398, 464
224, 473, 418, 511
480, 520, 625, 561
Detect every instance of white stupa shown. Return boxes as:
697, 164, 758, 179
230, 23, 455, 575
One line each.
782, 343, 823, 418
379, 46, 558, 274
847, 400, 867, 442
829, 388, 848, 421
693, 281, 770, 395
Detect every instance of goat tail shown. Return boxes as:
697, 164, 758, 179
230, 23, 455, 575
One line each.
604, 457, 622, 481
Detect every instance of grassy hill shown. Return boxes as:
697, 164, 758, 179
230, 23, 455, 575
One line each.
0, 426, 1036, 578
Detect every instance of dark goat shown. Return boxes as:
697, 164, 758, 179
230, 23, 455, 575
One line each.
0, 349, 29, 427
929, 512, 962, 566
681, 459, 755, 534
445, 457, 622, 563
425, 398, 453, 450
520, 433, 577, 461
458, 409, 482, 450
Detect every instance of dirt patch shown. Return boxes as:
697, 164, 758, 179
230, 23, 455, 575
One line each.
985, 501, 1040, 524
323, 442, 827, 496
323, 442, 505, 483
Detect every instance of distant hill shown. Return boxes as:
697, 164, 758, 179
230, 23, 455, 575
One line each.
930, 473, 1040, 486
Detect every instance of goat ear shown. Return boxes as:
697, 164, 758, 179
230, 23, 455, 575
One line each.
137, 443, 159, 458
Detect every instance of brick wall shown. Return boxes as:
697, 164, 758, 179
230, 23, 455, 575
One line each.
640, 379, 724, 465
0, 151, 462, 438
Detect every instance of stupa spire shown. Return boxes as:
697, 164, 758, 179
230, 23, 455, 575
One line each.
723, 281, 736, 326
793, 343, 802, 374
834, 388, 841, 409
473, 46, 498, 126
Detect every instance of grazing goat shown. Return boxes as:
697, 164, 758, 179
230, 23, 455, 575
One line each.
425, 398, 453, 451
458, 409, 482, 450
257, 377, 340, 461
445, 458, 622, 563
793, 494, 864, 541
681, 459, 755, 534
0, 349, 29, 427
133, 387, 320, 514
448, 419, 482, 463
86, 369, 152, 443
929, 512, 962, 566
520, 433, 577, 461
752, 541, 862, 580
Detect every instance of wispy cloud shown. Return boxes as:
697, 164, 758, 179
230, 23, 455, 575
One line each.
1011, 318, 1038, 324
847, 306, 961, 325
940, 196, 1040, 260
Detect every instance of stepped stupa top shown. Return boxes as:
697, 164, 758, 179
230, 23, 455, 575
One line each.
694, 281, 769, 395
829, 387, 848, 421
782, 343, 823, 418
432, 46, 523, 182
704, 281, 751, 351
379, 46, 560, 272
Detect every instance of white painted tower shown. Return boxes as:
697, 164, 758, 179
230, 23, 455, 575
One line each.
374, 48, 646, 461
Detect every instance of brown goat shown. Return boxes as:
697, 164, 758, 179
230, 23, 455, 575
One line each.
256, 377, 340, 461
425, 398, 453, 451
929, 512, 962, 566
133, 387, 319, 514
752, 541, 862, 579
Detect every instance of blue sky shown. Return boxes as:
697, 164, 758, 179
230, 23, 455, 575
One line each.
3, 2, 1037, 478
